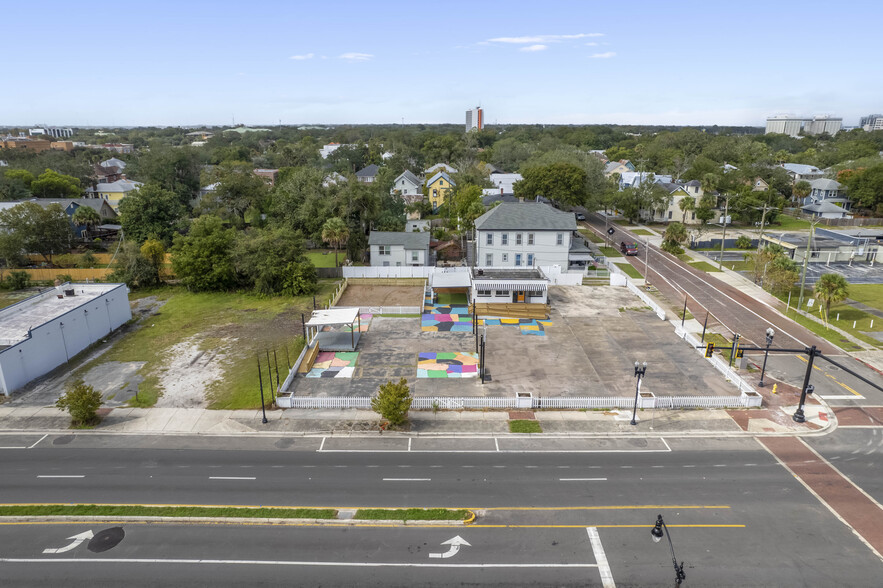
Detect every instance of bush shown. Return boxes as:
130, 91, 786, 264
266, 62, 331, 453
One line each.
285, 260, 318, 295
53, 253, 79, 269
56, 379, 102, 426
371, 378, 412, 427
735, 235, 752, 249
5, 270, 29, 290
55, 274, 73, 283
77, 251, 97, 269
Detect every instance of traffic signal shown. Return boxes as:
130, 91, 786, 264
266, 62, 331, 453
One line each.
736, 347, 744, 359
705, 343, 714, 358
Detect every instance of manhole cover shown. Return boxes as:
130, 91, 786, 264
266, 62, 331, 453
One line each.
52, 435, 74, 446
274, 438, 295, 449
87, 527, 125, 553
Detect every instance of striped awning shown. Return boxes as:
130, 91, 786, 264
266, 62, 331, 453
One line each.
472, 280, 547, 292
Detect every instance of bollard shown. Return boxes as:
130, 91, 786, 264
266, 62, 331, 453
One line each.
872, 319, 875, 329
772, 384, 777, 395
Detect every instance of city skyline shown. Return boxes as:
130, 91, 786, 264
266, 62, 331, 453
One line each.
3, 0, 880, 127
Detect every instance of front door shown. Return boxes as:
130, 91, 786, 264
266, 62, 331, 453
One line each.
514, 291, 525, 303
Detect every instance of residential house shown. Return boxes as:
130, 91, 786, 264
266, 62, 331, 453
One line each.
391, 170, 422, 202
618, 171, 672, 190
647, 181, 703, 224
603, 160, 635, 177
368, 231, 431, 267
87, 178, 143, 210
481, 192, 519, 207
801, 201, 853, 220
319, 143, 342, 159
751, 178, 770, 192
91, 163, 123, 184
254, 168, 279, 185
100, 157, 126, 170
101, 143, 134, 154
805, 178, 851, 210
355, 164, 379, 183
722, 163, 739, 173
426, 171, 455, 210
3, 198, 117, 239
322, 172, 347, 187
425, 163, 457, 175
782, 163, 823, 183
489, 173, 523, 194
474, 202, 577, 268
198, 182, 220, 199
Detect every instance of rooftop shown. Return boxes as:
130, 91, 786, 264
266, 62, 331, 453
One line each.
471, 267, 544, 281
0, 283, 125, 348
474, 202, 577, 231
368, 231, 430, 250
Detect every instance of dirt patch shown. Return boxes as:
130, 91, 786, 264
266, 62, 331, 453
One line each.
337, 285, 423, 308
155, 337, 233, 408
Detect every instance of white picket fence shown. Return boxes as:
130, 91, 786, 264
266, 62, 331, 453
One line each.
357, 306, 422, 315
276, 394, 759, 410
343, 266, 439, 278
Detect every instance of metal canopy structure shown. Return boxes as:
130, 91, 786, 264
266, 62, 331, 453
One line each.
305, 307, 362, 351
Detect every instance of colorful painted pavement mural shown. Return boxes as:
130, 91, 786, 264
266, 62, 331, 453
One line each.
479, 317, 552, 336
306, 351, 359, 378
417, 352, 479, 378
422, 294, 472, 332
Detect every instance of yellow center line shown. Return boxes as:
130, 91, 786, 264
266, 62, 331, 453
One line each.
795, 356, 863, 397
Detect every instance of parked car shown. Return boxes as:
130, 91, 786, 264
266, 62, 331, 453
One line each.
620, 241, 639, 256
575, 212, 586, 221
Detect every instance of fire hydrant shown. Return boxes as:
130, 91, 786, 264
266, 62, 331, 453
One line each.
772, 384, 778, 395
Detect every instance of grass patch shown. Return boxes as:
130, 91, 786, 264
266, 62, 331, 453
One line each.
75, 285, 334, 410
354, 508, 471, 521
676, 253, 693, 263
614, 263, 643, 279
0, 504, 337, 519
688, 261, 723, 272
509, 419, 543, 433
780, 307, 868, 351
725, 260, 755, 272
847, 284, 883, 313
630, 228, 655, 236
578, 229, 603, 243
436, 293, 468, 305
772, 216, 812, 230
702, 332, 734, 362
305, 250, 340, 268
599, 246, 622, 257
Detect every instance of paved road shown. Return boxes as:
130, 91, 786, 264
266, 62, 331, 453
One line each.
750, 352, 883, 406
805, 424, 883, 505
1, 434, 882, 586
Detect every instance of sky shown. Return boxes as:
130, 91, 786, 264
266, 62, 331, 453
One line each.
3, 0, 880, 127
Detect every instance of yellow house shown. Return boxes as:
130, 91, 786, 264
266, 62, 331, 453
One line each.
426, 171, 455, 210
92, 179, 143, 210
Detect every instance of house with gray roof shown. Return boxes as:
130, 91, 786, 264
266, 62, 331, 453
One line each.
368, 231, 431, 267
425, 163, 457, 175
801, 200, 852, 220
782, 163, 823, 183
390, 170, 422, 202
355, 164, 380, 183
474, 202, 578, 268
804, 178, 851, 211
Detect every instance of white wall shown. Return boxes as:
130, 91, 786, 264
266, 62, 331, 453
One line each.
477, 230, 570, 267
370, 245, 427, 266
0, 284, 131, 395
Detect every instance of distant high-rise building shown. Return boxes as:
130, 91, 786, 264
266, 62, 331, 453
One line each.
860, 114, 883, 132
765, 115, 841, 137
466, 106, 483, 132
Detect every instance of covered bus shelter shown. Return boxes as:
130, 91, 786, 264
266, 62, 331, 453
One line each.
305, 307, 362, 351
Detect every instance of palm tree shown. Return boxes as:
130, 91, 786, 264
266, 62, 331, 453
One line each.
679, 197, 695, 224
321, 217, 350, 267
793, 180, 811, 207
813, 273, 849, 325
72, 206, 101, 238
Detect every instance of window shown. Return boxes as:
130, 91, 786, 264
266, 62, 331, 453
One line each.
485, 253, 493, 266
501, 233, 508, 245
668, 211, 672, 220
440, 180, 444, 186
528, 233, 534, 245
516, 233, 522, 245
527, 254, 534, 266
501, 253, 508, 263
411, 251, 419, 262
382, 261, 390, 267
396, 262, 402, 266
495, 290, 507, 296
556, 233, 563, 246
378, 245, 390, 255
515, 254, 522, 266
477, 289, 491, 296
691, 212, 696, 220
486, 233, 493, 245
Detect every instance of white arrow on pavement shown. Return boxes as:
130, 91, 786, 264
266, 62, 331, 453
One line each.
43, 530, 94, 554
428, 535, 471, 559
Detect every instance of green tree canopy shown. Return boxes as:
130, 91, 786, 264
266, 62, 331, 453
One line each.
203, 162, 269, 225
232, 226, 313, 295
514, 163, 588, 208
29, 169, 81, 198
814, 273, 849, 321
118, 183, 188, 245
0, 201, 72, 263
321, 217, 350, 267
371, 377, 413, 428
171, 215, 237, 292
71, 205, 100, 230
661, 222, 687, 255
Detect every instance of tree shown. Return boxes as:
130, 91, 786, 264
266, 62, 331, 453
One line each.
206, 163, 269, 226
814, 273, 849, 323
4, 169, 35, 187
678, 197, 695, 223
232, 227, 313, 294
0, 201, 72, 263
171, 215, 237, 291
839, 163, 883, 212
71, 206, 101, 237
110, 241, 161, 289
371, 377, 413, 428
29, 169, 81, 198
661, 222, 687, 255
130, 145, 201, 207
514, 163, 588, 207
56, 379, 102, 426
0, 231, 24, 269
284, 260, 318, 295
118, 183, 188, 245
451, 184, 485, 232
792, 180, 811, 206
321, 217, 350, 267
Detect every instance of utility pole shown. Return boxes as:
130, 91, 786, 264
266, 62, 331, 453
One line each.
718, 194, 729, 270
797, 220, 819, 311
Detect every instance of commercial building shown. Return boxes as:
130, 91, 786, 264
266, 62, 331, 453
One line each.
466, 106, 483, 131
860, 114, 883, 132
29, 126, 74, 138
0, 283, 131, 396
765, 115, 842, 137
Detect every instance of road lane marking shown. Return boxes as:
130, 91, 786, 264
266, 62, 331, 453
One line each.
382, 478, 430, 481
494, 437, 500, 452
318, 437, 326, 452
408, 438, 412, 452
37, 475, 85, 479
560, 478, 607, 481
28, 434, 48, 449
209, 477, 256, 480
479, 505, 730, 511
587, 527, 616, 588
795, 356, 863, 397
0, 558, 601, 568
821, 395, 866, 400
0, 446, 27, 449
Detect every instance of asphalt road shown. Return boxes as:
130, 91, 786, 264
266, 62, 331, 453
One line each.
1, 435, 882, 586
805, 426, 883, 505
748, 352, 883, 405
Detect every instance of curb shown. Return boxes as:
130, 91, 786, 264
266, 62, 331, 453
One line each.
0, 515, 468, 526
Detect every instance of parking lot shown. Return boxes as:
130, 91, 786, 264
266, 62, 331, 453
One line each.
287, 285, 736, 399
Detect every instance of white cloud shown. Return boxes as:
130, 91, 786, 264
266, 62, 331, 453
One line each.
289, 53, 314, 60
339, 52, 374, 62
520, 44, 547, 52
589, 52, 616, 59
488, 33, 603, 44
585, 42, 598, 46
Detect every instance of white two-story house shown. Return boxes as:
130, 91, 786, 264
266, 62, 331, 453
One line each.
368, 231, 431, 267
390, 170, 423, 203
474, 202, 577, 268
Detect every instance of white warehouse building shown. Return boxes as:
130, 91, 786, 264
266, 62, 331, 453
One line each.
0, 283, 131, 396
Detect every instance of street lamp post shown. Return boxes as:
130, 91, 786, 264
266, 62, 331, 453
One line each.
758, 328, 774, 387
630, 362, 647, 426
793, 345, 817, 423
651, 514, 686, 585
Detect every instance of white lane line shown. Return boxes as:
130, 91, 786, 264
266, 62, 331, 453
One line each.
0, 558, 600, 568
209, 477, 256, 480
318, 437, 326, 452
494, 437, 500, 452
0, 446, 27, 449
587, 527, 616, 588
382, 478, 431, 482
820, 395, 866, 400
560, 478, 607, 482
408, 438, 412, 452
28, 434, 48, 449
37, 475, 85, 478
